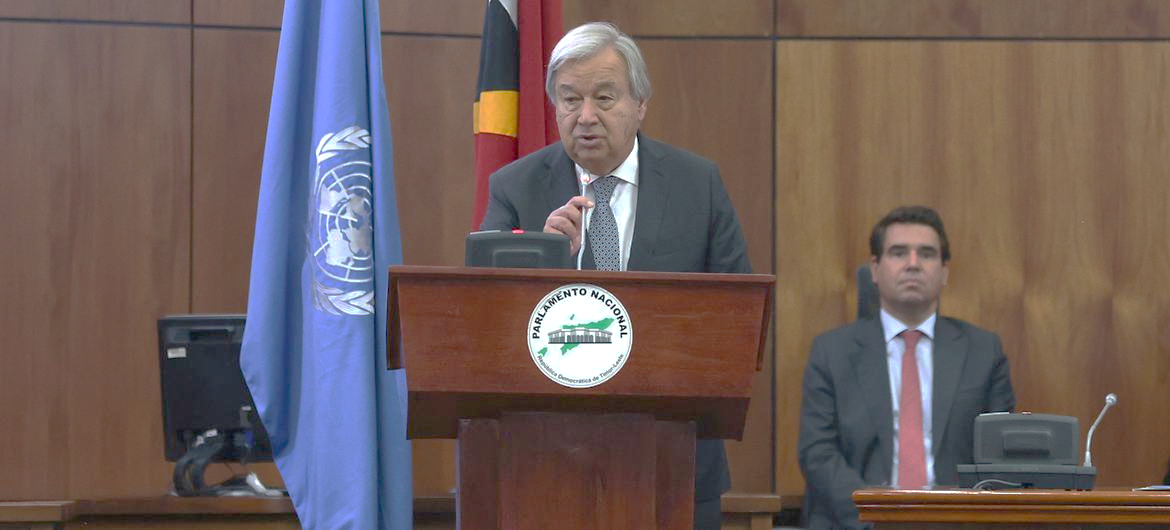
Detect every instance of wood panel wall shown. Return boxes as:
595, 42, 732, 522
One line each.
0, 0, 1167, 510
0, 14, 190, 498
774, 1, 1170, 496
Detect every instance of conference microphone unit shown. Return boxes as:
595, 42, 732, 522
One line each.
957, 394, 1118, 490
1083, 393, 1118, 468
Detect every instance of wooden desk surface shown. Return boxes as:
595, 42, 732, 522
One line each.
0, 497, 297, 530
0, 492, 791, 530
0, 495, 459, 520
0, 501, 77, 522
855, 488, 1170, 525
74, 496, 293, 516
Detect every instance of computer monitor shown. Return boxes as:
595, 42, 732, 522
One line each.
466, 230, 572, 268
157, 314, 272, 463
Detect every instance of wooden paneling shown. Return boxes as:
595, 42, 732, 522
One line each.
774, 40, 851, 497
412, 440, 457, 497
0, 1, 189, 24
638, 39, 775, 276
565, 0, 773, 37
381, 0, 483, 36
190, 27, 284, 487
382, 33, 480, 496
191, 28, 278, 313
1109, 42, 1170, 487
0, 21, 191, 498
638, 38, 775, 493
193, 1, 485, 34
383, 34, 480, 267
779, 0, 1170, 38
776, 40, 1170, 494
194, 0, 283, 28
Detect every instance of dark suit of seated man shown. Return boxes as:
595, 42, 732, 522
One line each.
479, 21, 751, 530
797, 205, 1015, 530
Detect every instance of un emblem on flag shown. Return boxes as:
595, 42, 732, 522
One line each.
309, 126, 376, 316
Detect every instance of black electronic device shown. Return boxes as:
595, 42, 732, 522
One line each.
466, 230, 572, 268
957, 412, 1097, 490
158, 314, 281, 496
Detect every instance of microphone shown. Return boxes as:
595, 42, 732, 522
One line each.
576, 174, 592, 269
1082, 393, 1118, 467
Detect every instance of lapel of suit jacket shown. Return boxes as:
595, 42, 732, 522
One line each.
930, 316, 968, 452
851, 317, 895, 478
542, 146, 580, 216
627, 135, 668, 270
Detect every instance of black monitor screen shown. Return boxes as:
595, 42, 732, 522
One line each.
466, 230, 572, 268
157, 314, 272, 462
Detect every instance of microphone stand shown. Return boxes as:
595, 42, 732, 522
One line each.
1083, 393, 1118, 468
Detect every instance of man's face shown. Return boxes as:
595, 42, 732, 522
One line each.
870, 223, 949, 319
553, 47, 647, 176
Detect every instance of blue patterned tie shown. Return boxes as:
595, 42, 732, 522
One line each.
585, 176, 620, 271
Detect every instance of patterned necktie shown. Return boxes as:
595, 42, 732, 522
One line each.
583, 176, 620, 271
898, 329, 927, 489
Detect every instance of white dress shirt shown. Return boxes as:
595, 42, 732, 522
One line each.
880, 308, 937, 487
574, 138, 639, 271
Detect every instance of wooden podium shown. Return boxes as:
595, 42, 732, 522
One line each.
854, 488, 1170, 529
388, 266, 773, 530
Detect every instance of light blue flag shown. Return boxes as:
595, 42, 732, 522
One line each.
240, 1, 411, 529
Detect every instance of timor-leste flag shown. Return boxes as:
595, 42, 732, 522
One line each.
472, 0, 562, 229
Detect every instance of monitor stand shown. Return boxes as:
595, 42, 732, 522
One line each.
214, 470, 285, 497
171, 429, 285, 497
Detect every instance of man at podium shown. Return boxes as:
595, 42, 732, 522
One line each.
480, 21, 752, 530
797, 206, 1016, 529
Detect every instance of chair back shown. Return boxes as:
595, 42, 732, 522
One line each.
857, 265, 880, 319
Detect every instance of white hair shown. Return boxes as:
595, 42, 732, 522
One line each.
545, 22, 652, 103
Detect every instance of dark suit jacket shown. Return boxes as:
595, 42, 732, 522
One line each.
480, 135, 752, 501
798, 316, 1015, 530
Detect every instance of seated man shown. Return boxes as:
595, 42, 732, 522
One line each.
798, 205, 1015, 529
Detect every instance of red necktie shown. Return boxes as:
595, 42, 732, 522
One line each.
898, 329, 927, 488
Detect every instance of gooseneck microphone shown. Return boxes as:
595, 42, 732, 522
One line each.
576, 174, 591, 269
1083, 393, 1118, 467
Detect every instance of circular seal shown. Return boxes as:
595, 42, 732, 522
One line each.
527, 283, 633, 388
310, 158, 374, 285
307, 126, 376, 316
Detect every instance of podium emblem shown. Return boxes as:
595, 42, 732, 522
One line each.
527, 283, 633, 388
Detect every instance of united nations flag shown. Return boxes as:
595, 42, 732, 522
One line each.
239, 1, 411, 529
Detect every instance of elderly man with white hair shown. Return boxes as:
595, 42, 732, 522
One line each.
481, 21, 753, 530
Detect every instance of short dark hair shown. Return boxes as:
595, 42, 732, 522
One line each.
869, 205, 950, 262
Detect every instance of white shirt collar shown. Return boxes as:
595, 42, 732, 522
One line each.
574, 137, 640, 187
879, 308, 937, 344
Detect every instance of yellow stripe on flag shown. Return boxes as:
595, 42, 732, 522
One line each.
474, 90, 519, 137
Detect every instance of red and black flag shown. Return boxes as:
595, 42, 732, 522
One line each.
472, 0, 562, 228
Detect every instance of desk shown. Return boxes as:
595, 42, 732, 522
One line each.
0, 497, 297, 530
0, 493, 788, 530
854, 488, 1170, 529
